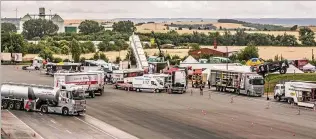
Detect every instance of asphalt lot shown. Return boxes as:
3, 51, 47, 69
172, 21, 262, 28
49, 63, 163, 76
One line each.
2, 65, 316, 139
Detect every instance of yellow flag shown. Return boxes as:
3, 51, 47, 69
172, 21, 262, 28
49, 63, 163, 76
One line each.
150, 38, 155, 45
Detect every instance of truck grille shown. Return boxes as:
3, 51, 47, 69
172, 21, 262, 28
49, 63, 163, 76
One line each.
254, 88, 263, 93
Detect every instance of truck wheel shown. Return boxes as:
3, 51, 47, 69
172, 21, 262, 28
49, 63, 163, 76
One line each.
279, 68, 286, 74
41, 105, 48, 113
90, 92, 95, 98
247, 91, 250, 96
35, 67, 39, 70
8, 101, 15, 110
287, 98, 294, 104
237, 89, 241, 95
62, 107, 69, 116
15, 101, 22, 110
277, 96, 281, 101
2, 100, 9, 109
136, 88, 139, 92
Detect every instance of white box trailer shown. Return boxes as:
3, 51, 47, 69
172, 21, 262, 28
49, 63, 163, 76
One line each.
54, 72, 102, 98
86, 70, 105, 95
208, 69, 265, 97
132, 76, 165, 93
274, 82, 316, 108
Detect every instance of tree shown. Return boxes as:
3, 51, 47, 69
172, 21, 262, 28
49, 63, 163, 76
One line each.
189, 43, 200, 51
81, 41, 96, 53
299, 27, 316, 46
38, 47, 54, 60
125, 47, 136, 65
290, 25, 298, 31
78, 20, 104, 35
112, 20, 136, 34
22, 19, 59, 40
237, 45, 259, 61
1, 23, 17, 33
1, 32, 27, 55
115, 56, 121, 63
93, 52, 100, 60
97, 41, 108, 52
99, 53, 109, 62
69, 39, 81, 62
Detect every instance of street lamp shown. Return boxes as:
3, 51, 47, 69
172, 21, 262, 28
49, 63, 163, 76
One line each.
266, 76, 270, 100
226, 46, 228, 70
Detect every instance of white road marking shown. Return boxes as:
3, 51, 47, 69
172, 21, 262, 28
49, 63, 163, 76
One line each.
39, 113, 43, 115
50, 120, 56, 124
6, 110, 45, 139
66, 130, 72, 134
75, 117, 119, 139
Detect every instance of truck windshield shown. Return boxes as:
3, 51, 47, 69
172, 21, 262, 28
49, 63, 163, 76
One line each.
71, 91, 85, 100
250, 79, 265, 85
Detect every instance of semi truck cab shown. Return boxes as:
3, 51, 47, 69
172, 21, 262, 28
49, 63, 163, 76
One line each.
245, 75, 265, 96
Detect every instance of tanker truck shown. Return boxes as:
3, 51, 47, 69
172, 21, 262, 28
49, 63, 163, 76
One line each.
1, 82, 86, 116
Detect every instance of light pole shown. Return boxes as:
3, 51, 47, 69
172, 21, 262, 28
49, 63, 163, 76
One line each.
226, 46, 228, 70
266, 76, 270, 100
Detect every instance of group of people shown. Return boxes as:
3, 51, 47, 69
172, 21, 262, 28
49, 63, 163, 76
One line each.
104, 74, 112, 84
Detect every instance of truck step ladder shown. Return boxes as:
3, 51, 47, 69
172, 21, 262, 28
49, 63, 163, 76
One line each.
129, 34, 149, 70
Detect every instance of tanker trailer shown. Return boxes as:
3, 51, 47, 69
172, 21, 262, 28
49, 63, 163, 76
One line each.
1, 82, 86, 116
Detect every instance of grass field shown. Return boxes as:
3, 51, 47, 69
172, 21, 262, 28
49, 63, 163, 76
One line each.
265, 73, 316, 92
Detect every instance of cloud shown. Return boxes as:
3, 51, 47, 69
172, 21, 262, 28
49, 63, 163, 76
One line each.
1, 1, 316, 19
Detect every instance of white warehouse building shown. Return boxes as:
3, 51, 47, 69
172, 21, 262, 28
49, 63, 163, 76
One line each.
19, 7, 64, 34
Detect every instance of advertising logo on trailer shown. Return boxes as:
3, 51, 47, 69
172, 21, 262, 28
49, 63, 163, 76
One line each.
65, 75, 98, 85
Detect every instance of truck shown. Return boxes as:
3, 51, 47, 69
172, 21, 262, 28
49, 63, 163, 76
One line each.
22, 57, 44, 70
46, 62, 81, 76
209, 69, 265, 97
274, 82, 316, 108
132, 76, 165, 93
54, 72, 104, 98
1, 82, 86, 115
254, 60, 289, 77
164, 68, 187, 94
191, 69, 206, 88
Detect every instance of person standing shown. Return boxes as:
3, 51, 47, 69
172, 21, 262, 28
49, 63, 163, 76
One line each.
208, 80, 211, 89
200, 85, 203, 96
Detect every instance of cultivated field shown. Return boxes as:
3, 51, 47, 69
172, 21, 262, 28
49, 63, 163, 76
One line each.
136, 22, 316, 40
23, 46, 315, 62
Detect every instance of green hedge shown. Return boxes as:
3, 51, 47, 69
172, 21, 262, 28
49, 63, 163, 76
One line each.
264, 73, 316, 92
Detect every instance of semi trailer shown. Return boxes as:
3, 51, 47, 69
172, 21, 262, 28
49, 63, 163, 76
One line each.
54, 72, 104, 98
208, 69, 265, 97
1, 82, 86, 115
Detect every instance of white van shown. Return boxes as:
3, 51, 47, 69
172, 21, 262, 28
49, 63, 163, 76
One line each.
132, 76, 165, 93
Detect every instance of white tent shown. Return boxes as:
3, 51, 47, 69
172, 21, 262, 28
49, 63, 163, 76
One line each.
181, 56, 199, 63
303, 63, 315, 70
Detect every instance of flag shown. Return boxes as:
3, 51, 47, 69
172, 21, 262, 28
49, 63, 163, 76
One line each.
150, 38, 155, 45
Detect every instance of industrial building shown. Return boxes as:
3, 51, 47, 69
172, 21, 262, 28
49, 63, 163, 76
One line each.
19, 7, 64, 33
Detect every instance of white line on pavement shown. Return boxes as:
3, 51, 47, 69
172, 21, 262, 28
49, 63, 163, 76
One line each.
6, 110, 45, 139
75, 117, 119, 139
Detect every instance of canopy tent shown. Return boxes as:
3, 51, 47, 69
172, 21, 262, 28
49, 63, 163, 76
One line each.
303, 63, 315, 70
181, 55, 199, 63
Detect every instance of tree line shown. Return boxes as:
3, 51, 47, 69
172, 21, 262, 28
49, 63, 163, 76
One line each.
1, 18, 316, 63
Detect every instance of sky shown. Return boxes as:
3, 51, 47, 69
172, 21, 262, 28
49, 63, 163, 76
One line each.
1, 1, 316, 19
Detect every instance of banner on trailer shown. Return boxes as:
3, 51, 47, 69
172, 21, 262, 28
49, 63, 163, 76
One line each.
65, 75, 98, 85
